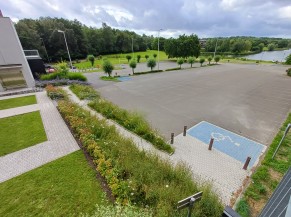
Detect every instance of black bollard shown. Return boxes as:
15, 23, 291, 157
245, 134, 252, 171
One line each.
183, 126, 187, 136
171, 133, 174, 144
243, 157, 251, 170
208, 138, 214, 150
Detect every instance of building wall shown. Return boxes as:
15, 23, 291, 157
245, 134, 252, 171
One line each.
0, 17, 35, 91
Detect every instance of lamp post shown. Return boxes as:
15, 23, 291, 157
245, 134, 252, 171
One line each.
132, 37, 134, 59
214, 38, 218, 58
57, 30, 72, 68
158, 29, 163, 70
40, 38, 50, 63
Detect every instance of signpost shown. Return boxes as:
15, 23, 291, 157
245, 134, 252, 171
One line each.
177, 192, 203, 217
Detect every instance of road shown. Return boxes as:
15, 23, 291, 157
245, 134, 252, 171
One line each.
86, 62, 291, 145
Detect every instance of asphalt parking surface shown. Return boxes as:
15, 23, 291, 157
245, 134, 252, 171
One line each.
89, 63, 291, 145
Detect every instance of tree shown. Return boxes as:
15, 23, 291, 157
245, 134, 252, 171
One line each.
153, 53, 157, 58
214, 55, 221, 64
147, 58, 156, 71
268, 43, 276, 51
177, 58, 184, 69
207, 56, 213, 65
188, 57, 195, 67
87, 55, 95, 67
145, 54, 149, 60
285, 54, 291, 65
164, 34, 200, 59
129, 59, 137, 74
137, 54, 141, 63
199, 57, 205, 66
126, 55, 132, 62
102, 60, 114, 77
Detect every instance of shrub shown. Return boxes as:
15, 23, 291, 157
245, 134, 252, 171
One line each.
177, 58, 184, 69
137, 55, 141, 63
165, 67, 181, 71
56, 61, 69, 75
199, 57, 205, 66
145, 54, 149, 60
286, 68, 291, 76
58, 101, 223, 216
285, 54, 291, 65
102, 60, 114, 77
153, 54, 157, 59
67, 72, 87, 81
129, 59, 137, 74
45, 85, 67, 100
188, 57, 195, 67
236, 198, 250, 217
133, 70, 163, 75
126, 55, 132, 62
147, 58, 156, 71
87, 55, 95, 67
214, 55, 221, 64
69, 84, 99, 100
40, 72, 87, 81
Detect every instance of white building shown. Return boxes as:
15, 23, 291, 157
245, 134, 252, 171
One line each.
0, 16, 35, 92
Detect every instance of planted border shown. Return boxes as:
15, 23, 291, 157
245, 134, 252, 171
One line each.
69, 84, 174, 154
236, 113, 291, 217
58, 100, 223, 216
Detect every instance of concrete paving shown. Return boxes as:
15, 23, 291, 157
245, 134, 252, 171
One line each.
84, 61, 180, 89
0, 92, 79, 183
92, 63, 291, 145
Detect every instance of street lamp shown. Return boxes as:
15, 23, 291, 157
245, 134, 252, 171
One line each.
132, 37, 134, 59
40, 38, 50, 63
57, 30, 72, 68
157, 29, 163, 70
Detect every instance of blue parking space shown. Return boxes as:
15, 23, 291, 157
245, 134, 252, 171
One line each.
187, 121, 265, 168
117, 76, 132, 82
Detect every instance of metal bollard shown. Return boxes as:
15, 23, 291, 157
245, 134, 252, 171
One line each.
171, 133, 174, 144
208, 138, 214, 150
183, 126, 187, 136
243, 157, 251, 170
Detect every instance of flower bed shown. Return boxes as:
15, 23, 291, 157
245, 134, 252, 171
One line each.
58, 100, 223, 217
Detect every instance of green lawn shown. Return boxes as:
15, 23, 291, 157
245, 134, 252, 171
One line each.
0, 111, 47, 156
74, 50, 170, 69
0, 95, 37, 110
0, 150, 108, 216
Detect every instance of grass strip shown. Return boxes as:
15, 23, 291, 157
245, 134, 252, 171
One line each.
58, 100, 223, 216
0, 111, 47, 156
0, 95, 37, 110
236, 113, 291, 217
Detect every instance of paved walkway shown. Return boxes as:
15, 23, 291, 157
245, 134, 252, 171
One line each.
64, 87, 250, 205
0, 92, 79, 183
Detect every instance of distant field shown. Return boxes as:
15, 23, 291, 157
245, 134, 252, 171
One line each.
74, 50, 171, 69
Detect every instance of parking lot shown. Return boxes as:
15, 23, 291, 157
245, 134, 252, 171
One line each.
89, 63, 291, 145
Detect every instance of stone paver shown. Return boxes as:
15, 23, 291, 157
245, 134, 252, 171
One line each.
0, 104, 40, 118
64, 86, 250, 205
0, 91, 79, 183
171, 134, 249, 204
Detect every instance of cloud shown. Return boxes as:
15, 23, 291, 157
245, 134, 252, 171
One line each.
1, 0, 291, 38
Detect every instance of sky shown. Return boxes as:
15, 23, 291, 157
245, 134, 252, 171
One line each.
1, 0, 291, 38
